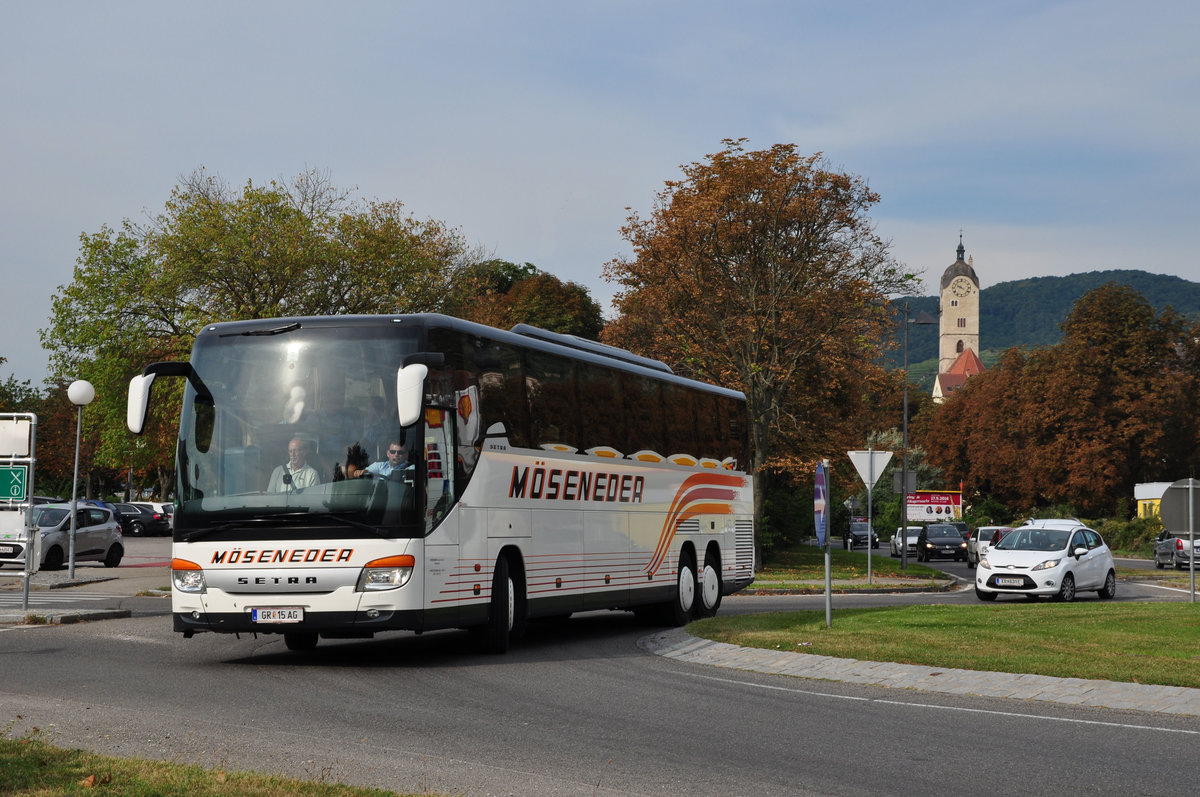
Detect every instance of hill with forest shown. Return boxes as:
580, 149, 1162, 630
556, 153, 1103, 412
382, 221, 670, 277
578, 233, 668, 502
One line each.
891, 270, 1200, 371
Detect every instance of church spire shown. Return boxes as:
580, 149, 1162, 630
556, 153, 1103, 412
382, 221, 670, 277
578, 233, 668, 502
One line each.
957, 232, 965, 262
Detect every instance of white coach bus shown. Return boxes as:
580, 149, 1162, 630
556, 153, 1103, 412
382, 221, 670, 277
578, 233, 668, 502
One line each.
127, 314, 754, 652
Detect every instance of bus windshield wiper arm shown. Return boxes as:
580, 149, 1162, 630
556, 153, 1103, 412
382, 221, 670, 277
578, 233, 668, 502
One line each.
180, 512, 390, 541
222, 322, 302, 337
180, 514, 311, 542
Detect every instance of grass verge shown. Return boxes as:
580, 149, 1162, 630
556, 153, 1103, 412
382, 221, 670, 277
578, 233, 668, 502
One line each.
757, 547, 947, 582
0, 728, 432, 797
691, 602, 1200, 688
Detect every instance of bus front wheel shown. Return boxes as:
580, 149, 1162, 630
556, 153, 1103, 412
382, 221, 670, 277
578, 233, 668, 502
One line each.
474, 555, 524, 654
284, 632, 318, 651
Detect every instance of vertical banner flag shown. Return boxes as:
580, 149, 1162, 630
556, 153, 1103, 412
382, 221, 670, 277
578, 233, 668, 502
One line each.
814, 460, 828, 547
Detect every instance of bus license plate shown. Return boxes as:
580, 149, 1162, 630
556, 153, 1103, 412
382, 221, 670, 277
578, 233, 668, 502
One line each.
251, 607, 303, 623
996, 577, 1023, 587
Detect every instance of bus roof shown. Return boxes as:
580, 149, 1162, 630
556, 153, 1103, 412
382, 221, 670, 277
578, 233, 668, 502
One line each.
194, 313, 746, 401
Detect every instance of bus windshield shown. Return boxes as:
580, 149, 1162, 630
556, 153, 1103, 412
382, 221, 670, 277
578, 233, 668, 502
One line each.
176, 322, 423, 536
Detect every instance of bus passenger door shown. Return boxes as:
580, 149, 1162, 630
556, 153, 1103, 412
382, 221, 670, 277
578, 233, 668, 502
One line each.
422, 409, 460, 623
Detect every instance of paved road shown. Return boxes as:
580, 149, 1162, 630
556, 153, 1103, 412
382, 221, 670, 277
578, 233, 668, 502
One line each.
4, 539, 1199, 795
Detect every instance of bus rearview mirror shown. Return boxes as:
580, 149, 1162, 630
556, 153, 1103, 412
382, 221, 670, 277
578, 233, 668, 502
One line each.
396, 363, 428, 427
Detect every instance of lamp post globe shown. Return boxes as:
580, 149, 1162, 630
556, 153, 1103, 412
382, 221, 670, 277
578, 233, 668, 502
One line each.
68, 380, 95, 406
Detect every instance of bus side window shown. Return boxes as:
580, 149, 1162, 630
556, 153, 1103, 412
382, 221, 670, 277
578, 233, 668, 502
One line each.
577, 363, 625, 453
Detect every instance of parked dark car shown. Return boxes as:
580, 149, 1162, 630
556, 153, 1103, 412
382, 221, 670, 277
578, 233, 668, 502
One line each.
946, 520, 970, 540
916, 523, 968, 562
843, 519, 879, 549
114, 502, 171, 537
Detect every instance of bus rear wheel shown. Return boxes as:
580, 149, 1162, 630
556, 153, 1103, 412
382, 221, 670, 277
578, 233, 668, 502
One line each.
696, 549, 722, 618
659, 550, 696, 627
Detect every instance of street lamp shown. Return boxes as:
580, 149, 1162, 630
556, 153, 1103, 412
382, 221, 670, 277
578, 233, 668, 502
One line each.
901, 306, 936, 570
67, 379, 95, 579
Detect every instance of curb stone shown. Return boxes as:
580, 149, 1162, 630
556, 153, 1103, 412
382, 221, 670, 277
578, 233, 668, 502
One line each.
639, 628, 1200, 717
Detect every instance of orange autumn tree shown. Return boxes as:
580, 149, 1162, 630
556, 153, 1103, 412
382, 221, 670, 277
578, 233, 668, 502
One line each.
603, 140, 917, 538
923, 283, 1200, 515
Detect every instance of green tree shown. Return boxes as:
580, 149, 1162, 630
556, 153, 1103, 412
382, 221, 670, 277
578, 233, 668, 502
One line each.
444, 260, 604, 339
602, 140, 918, 557
41, 168, 470, 491
0, 358, 41, 412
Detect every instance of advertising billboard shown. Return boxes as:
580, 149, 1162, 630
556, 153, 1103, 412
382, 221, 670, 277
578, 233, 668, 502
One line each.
907, 490, 962, 522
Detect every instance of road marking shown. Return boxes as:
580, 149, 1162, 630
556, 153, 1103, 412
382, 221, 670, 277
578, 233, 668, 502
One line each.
682, 672, 1200, 736
0, 591, 114, 606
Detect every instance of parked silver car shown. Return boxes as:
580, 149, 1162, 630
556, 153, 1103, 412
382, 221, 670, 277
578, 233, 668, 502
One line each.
1153, 529, 1198, 570
0, 502, 124, 571
976, 519, 1116, 602
967, 525, 1011, 569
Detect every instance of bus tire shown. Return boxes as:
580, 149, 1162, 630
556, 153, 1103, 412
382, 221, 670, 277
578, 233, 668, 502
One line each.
474, 555, 520, 654
696, 548, 722, 618
284, 632, 318, 651
662, 550, 697, 627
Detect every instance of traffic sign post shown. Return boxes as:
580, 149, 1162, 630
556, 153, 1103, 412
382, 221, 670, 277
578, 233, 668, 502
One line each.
0, 413, 38, 612
815, 459, 832, 627
1159, 478, 1198, 603
848, 449, 893, 585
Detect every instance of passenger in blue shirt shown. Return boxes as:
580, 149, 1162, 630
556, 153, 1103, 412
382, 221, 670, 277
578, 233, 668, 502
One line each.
366, 439, 414, 479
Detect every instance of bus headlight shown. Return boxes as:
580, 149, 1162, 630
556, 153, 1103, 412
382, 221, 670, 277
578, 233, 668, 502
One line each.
357, 555, 415, 592
172, 558, 206, 593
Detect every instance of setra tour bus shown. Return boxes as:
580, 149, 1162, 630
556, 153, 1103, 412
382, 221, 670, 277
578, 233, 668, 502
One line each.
127, 314, 754, 652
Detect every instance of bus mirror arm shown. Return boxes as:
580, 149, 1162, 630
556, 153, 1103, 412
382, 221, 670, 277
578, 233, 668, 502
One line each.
127, 361, 213, 434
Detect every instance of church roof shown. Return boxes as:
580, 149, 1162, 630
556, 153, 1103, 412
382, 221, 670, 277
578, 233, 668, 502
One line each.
932, 347, 986, 400
940, 236, 979, 290
946, 346, 985, 377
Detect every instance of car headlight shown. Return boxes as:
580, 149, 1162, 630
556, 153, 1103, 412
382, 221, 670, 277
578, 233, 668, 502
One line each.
979, 555, 991, 570
171, 558, 206, 593
357, 555, 415, 592
1031, 558, 1061, 571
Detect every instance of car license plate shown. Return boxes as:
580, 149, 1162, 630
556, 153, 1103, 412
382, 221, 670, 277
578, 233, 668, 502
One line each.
996, 577, 1023, 587
0, 545, 15, 555
251, 607, 303, 623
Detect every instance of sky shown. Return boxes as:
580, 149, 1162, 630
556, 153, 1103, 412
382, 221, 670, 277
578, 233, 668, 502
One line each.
2, 0, 1197, 387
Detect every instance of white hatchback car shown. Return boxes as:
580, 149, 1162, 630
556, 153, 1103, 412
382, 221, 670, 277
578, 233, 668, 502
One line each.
975, 519, 1116, 602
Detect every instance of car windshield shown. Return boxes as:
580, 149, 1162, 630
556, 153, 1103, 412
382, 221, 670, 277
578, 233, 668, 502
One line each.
926, 526, 960, 539
994, 528, 1071, 552
978, 529, 995, 541
33, 507, 68, 527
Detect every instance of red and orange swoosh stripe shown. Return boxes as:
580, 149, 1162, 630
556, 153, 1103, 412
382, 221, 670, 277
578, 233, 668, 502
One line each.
646, 472, 746, 574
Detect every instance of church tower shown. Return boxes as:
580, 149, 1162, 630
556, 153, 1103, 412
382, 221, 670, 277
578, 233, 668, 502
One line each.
938, 236, 980, 373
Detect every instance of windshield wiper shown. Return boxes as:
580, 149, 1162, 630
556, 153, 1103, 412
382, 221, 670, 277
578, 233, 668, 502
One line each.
179, 512, 392, 542
222, 322, 302, 337
180, 514, 310, 542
